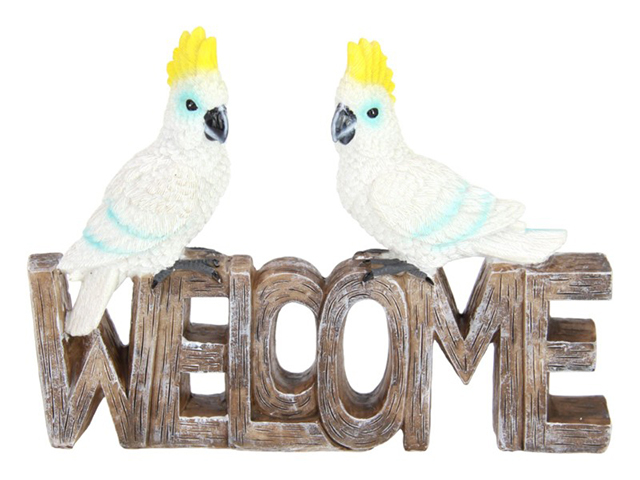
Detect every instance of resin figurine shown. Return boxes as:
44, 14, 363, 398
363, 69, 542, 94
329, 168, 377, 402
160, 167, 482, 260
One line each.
59, 27, 230, 335
331, 39, 566, 282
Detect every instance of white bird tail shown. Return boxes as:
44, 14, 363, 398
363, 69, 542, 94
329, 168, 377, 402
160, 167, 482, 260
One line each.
65, 268, 122, 336
476, 228, 567, 265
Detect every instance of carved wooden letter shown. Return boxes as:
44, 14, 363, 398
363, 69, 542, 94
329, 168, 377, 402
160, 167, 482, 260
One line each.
317, 261, 409, 450
251, 258, 324, 420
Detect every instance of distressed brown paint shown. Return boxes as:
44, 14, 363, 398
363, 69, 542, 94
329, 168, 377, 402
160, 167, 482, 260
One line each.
29, 249, 611, 452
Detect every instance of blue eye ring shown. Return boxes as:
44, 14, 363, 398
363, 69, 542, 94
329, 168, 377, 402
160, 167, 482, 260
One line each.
186, 99, 198, 111
361, 103, 382, 126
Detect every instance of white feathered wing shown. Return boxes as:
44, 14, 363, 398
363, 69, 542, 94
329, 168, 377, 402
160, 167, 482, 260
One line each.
368, 156, 566, 271
59, 153, 198, 335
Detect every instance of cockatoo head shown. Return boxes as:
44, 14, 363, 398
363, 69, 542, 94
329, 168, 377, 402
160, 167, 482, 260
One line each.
164, 27, 229, 150
332, 39, 402, 155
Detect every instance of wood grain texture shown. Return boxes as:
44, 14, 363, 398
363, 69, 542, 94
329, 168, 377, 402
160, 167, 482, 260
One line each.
402, 275, 433, 451
29, 250, 612, 452
522, 254, 612, 452
317, 260, 409, 450
228, 256, 336, 450
547, 318, 596, 372
252, 258, 323, 420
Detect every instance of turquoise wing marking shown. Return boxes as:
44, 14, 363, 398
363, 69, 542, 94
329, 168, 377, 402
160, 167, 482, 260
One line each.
412, 183, 468, 238
105, 201, 168, 241
82, 200, 172, 256
433, 192, 495, 250
82, 229, 139, 255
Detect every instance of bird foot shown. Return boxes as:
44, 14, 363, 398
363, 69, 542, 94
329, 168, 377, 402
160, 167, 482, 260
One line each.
353, 248, 390, 261
152, 258, 221, 288
361, 258, 434, 285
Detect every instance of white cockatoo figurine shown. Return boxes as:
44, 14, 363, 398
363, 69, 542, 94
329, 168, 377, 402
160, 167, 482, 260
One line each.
59, 27, 230, 336
331, 39, 566, 283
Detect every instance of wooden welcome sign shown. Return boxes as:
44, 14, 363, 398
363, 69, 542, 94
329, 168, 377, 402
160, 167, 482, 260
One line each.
28, 248, 612, 452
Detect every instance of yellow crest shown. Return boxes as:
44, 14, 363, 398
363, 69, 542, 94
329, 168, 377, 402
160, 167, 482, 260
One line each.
346, 39, 395, 101
167, 27, 218, 86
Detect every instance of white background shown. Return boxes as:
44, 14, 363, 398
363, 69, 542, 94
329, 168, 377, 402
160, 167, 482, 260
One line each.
1, 0, 638, 478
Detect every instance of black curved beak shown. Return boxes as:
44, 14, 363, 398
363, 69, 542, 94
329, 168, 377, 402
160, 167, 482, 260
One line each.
331, 103, 357, 145
204, 105, 228, 143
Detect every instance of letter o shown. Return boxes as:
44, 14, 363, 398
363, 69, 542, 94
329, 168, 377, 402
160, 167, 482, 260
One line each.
317, 268, 409, 450
252, 258, 324, 419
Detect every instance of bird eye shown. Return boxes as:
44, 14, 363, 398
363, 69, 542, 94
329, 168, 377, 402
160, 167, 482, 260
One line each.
186, 99, 198, 111
367, 108, 379, 119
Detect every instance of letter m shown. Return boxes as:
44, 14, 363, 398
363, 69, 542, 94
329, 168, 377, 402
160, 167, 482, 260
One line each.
420, 253, 612, 452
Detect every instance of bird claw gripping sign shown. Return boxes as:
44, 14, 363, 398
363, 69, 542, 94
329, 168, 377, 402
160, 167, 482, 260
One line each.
29, 31, 612, 452
29, 249, 611, 452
